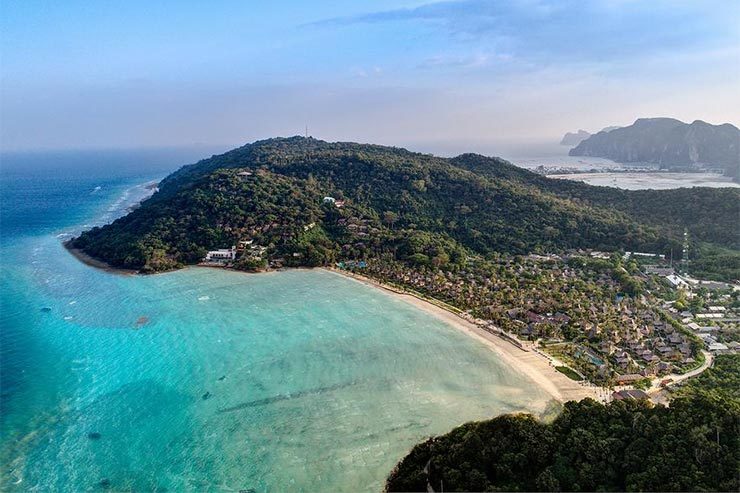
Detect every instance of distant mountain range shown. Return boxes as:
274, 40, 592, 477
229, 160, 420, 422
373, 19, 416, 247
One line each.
569, 118, 740, 179
560, 126, 621, 146
560, 130, 591, 146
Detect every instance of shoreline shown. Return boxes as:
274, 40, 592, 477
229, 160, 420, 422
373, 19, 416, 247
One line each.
63, 241, 138, 275
61, 178, 161, 275
61, 244, 602, 404
61, 256, 710, 406
323, 267, 603, 404
546, 171, 739, 189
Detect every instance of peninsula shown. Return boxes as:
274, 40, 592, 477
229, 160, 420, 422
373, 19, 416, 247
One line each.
68, 137, 740, 389
65, 137, 740, 491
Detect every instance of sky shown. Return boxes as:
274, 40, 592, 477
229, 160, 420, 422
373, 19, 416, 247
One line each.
1, 0, 739, 156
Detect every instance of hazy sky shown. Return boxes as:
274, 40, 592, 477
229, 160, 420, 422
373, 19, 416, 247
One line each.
2, 0, 739, 155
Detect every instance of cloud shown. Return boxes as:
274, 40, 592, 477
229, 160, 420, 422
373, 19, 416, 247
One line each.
308, 0, 740, 65
350, 66, 384, 78
3, 0, 739, 152
418, 52, 512, 69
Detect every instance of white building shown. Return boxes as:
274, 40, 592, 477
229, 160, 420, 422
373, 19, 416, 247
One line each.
204, 246, 237, 262
696, 313, 723, 319
625, 251, 665, 260
666, 274, 690, 289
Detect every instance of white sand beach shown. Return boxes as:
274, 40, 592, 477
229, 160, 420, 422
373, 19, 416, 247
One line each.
326, 268, 603, 404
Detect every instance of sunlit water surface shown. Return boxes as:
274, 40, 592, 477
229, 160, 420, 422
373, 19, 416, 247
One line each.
1, 151, 548, 492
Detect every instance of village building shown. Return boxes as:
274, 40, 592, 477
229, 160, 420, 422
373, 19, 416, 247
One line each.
643, 265, 674, 276
665, 274, 690, 289
708, 342, 729, 353
696, 313, 723, 319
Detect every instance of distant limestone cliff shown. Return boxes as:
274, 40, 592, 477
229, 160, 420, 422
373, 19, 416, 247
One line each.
561, 127, 621, 146
560, 129, 591, 146
569, 118, 740, 179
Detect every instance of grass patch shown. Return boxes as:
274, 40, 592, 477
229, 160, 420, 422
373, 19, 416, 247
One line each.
555, 366, 583, 381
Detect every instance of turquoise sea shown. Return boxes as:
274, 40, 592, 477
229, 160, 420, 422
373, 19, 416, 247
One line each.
0, 150, 548, 492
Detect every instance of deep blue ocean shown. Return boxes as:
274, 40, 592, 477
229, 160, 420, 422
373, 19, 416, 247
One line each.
0, 149, 546, 491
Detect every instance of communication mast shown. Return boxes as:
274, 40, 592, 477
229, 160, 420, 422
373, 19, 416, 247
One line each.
680, 228, 690, 274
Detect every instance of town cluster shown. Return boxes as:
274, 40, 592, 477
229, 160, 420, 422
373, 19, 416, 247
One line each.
346, 251, 739, 387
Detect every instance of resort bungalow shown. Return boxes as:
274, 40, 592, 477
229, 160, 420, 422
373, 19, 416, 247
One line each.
612, 389, 649, 401
322, 196, 345, 208
615, 373, 643, 385
614, 351, 631, 367
237, 239, 254, 249
708, 342, 730, 353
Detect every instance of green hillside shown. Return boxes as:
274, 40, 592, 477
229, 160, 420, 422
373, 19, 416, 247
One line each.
71, 137, 738, 278
385, 395, 739, 492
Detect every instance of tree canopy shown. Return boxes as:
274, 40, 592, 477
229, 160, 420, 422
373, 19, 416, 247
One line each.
72, 137, 739, 280
386, 395, 739, 492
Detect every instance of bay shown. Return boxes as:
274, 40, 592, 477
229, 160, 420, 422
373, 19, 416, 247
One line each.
0, 151, 548, 491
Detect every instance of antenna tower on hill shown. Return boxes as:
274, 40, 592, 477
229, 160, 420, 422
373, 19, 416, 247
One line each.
681, 228, 690, 275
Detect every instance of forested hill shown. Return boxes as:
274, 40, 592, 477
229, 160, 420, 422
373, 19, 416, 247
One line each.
386, 354, 740, 492
451, 153, 740, 251
71, 137, 738, 276
385, 395, 739, 492
451, 152, 740, 280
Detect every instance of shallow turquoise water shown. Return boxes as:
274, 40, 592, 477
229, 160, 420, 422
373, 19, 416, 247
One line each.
1, 153, 548, 491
